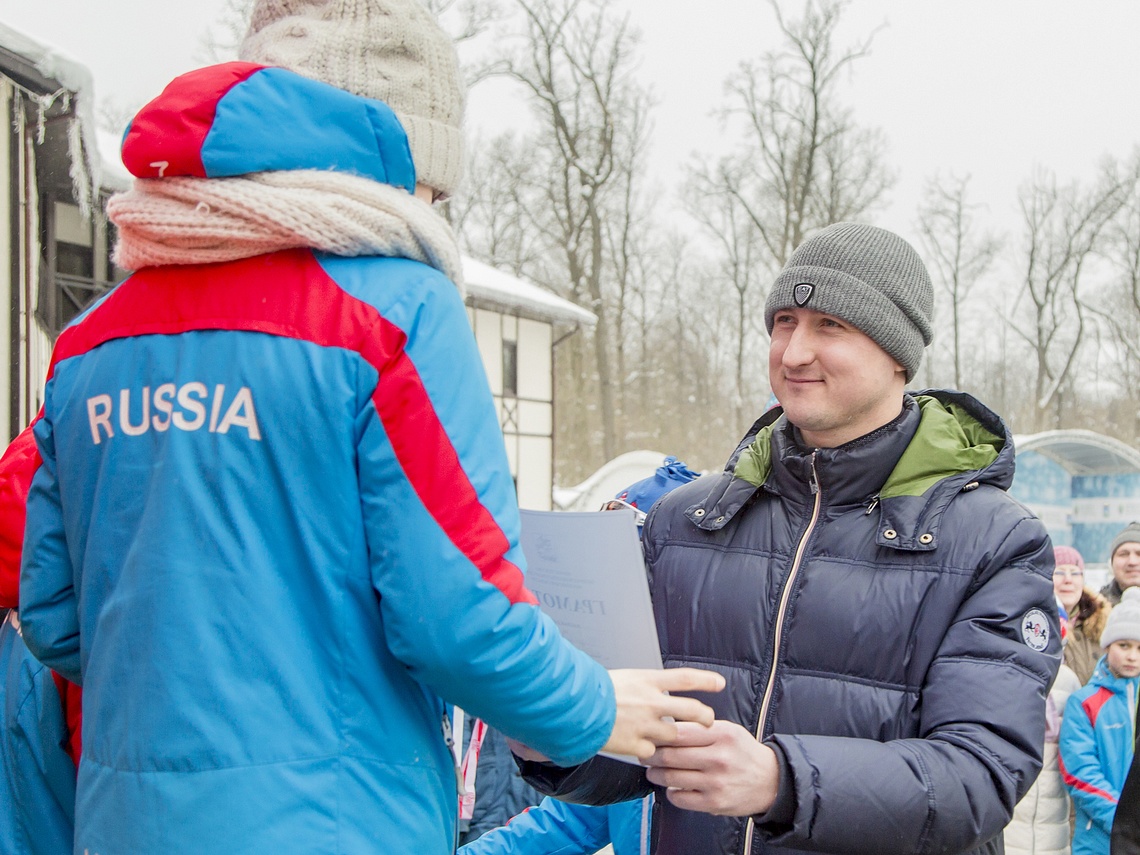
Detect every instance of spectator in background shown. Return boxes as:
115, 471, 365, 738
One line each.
1103, 522, 1140, 606
1004, 595, 1082, 855
1055, 545, 1114, 685
1060, 587, 1140, 855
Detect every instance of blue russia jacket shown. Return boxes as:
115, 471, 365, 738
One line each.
16, 62, 614, 854
1060, 657, 1139, 855
0, 611, 75, 855
459, 796, 652, 855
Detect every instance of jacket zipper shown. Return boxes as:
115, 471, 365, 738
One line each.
442, 709, 462, 850
743, 453, 821, 854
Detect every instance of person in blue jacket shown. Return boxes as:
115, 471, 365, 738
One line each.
12, 2, 721, 853
460, 457, 701, 855
1060, 586, 1140, 855
0, 610, 75, 855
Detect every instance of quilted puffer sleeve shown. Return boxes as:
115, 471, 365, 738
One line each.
762, 515, 1060, 854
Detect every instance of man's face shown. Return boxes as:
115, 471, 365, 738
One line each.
1111, 542, 1140, 590
1106, 639, 1140, 679
768, 307, 907, 448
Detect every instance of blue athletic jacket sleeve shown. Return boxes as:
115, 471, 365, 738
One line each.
458, 797, 612, 855
339, 257, 615, 767
19, 406, 81, 685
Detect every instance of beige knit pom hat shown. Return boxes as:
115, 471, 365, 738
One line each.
239, 0, 465, 197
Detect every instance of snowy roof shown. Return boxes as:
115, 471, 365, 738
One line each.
97, 128, 132, 192
462, 256, 596, 328
0, 21, 100, 212
0, 22, 93, 96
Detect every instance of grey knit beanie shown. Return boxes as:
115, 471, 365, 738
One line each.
1101, 586, 1140, 649
763, 223, 934, 381
240, 0, 465, 197
1109, 521, 1140, 562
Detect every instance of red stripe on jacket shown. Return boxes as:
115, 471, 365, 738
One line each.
1059, 751, 1119, 805
48, 249, 535, 606
0, 423, 41, 609
49, 672, 82, 769
121, 62, 265, 179
1082, 686, 1115, 728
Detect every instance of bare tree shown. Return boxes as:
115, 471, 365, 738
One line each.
497, 0, 654, 463
1010, 162, 1130, 427
916, 174, 1002, 390
708, 0, 893, 269
682, 0, 890, 428
197, 0, 254, 63
684, 165, 771, 431
1086, 151, 1140, 440
453, 131, 551, 273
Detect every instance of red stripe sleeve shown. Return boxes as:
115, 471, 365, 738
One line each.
48, 250, 534, 606
0, 422, 43, 608
1058, 752, 1119, 805
1082, 687, 1114, 728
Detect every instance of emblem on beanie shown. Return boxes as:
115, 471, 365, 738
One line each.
793, 283, 814, 307
1020, 608, 1050, 651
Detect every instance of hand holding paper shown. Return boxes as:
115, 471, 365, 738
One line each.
603, 667, 725, 761
509, 667, 724, 764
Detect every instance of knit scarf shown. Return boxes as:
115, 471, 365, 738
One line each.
106, 169, 464, 291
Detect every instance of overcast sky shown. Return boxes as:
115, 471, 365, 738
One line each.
4, 0, 1140, 251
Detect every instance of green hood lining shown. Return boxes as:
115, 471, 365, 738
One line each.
733, 396, 1003, 499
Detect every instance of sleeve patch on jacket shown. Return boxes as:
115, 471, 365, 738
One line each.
1021, 608, 1050, 651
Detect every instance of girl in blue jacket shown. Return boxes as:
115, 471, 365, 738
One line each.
1060, 586, 1140, 855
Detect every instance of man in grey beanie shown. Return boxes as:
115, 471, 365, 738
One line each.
1102, 520, 1140, 604
520, 222, 1059, 855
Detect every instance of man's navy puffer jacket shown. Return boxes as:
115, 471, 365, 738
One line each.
525, 391, 1060, 855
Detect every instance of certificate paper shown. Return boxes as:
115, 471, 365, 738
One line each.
519, 509, 662, 670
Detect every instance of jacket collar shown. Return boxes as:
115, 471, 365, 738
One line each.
686, 390, 1013, 552
1089, 656, 1140, 694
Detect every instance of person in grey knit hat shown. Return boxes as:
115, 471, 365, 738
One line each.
764, 222, 934, 382
519, 220, 1058, 855
1102, 520, 1140, 605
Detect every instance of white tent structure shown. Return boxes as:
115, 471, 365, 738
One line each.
1011, 428, 1140, 586
553, 450, 674, 512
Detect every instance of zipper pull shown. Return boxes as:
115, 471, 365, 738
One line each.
442, 711, 463, 795
865, 495, 879, 515
809, 452, 819, 495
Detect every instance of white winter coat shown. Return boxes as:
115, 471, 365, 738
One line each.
1004, 664, 1082, 855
